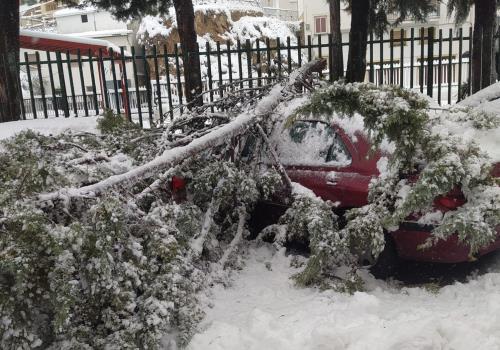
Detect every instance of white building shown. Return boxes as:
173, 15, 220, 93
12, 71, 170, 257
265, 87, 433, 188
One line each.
261, 0, 299, 21
297, 0, 475, 101
20, 6, 138, 117
298, 0, 473, 59
53, 7, 133, 50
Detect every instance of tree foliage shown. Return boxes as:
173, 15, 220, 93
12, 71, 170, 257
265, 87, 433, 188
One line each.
0, 62, 325, 348
0, 116, 285, 348
343, 0, 435, 82
293, 82, 499, 260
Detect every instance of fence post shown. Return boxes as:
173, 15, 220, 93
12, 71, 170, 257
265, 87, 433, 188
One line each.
438, 29, 443, 105
216, 41, 224, 100
426, 27, 435, 97
35, 52, 48, 119
162, 45, 174, 120
286, 36, 292, 75
399, 29, 404, 88
237, 39, 243, 88
173, 44, 184, 114
66, 51, 78, 116
379, 31, 384, 85
468, 27, 473, 95
98, 48, 110, 110
76, 49, 89, 117
152, 45, 163, 123
109, 48, 121, 115
206, 42, 214, 112
390, 30, 394, 85
24, 52, 37, 119
420, 28, 425, 93
276, 37, 282, 79
266, 38, 272, 80
246, 39, 253, 90
448, 28, 453, 105
256, 39, 262, 87
410, 28, 414, 89
328, 33, 333, 82
297, 36, 302, 68
120, 47, 132, 121
307, 35, 312, 62
56, 51, 70, 118
46, 51, 58, 118
369, 32, 374, 83
131, 46, 144, 127
226, 40, 233, 85
458, 28, 463, 101
141, 46, 154, 126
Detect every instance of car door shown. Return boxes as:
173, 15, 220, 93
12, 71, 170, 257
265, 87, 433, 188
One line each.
270, 120, 360, 207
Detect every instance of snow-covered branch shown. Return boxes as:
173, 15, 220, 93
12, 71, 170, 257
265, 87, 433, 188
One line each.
38, 60, 325, 204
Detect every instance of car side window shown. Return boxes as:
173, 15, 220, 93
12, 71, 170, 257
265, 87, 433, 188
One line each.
272, 120, 352, 166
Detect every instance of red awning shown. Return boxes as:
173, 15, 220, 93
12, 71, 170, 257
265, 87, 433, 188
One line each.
20, 29, 122, 58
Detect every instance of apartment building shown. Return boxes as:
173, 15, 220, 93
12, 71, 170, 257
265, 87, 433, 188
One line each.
297, 0, 474, 63
261, 0, 299, 21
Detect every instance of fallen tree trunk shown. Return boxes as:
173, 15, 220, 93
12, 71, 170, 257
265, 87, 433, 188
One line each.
39, 59, 326, 203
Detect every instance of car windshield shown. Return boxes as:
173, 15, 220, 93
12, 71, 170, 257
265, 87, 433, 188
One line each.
271, 120, 352, 166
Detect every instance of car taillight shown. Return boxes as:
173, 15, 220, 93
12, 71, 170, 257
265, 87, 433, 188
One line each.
434, 188, 466, 210
170, 176, 186, 192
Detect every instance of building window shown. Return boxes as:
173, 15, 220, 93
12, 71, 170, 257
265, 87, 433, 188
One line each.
429, 0, 440, 17
314, 16, 327, 34
81, 14, 88, 23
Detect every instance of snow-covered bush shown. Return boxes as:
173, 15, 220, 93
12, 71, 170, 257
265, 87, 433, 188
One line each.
0, 105, 286, 348
0, 196, 206, 349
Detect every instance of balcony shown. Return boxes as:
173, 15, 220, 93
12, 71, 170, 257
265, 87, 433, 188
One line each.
262, 7, 298, 21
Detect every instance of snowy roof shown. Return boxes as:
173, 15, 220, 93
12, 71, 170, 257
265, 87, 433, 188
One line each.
53, 6, 98, 18
20, 29, 123, 57
67, 29, 132, 38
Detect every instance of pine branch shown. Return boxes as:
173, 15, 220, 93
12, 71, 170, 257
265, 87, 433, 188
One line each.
37, 60, 325, 204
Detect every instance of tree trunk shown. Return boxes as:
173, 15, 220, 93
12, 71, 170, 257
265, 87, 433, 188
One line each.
472, 0, 497, 93
0, 0, 21, 122
345, 0, 370, 82
173, 0, 203, 107
329, 0, 344, 80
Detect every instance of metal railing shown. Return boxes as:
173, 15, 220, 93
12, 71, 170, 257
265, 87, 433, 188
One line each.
16, 26, 482, 127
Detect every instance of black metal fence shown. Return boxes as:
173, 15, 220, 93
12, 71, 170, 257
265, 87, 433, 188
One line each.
17, 26, 480, 127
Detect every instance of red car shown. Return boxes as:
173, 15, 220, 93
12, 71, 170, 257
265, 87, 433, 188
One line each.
261, 118, 500, 267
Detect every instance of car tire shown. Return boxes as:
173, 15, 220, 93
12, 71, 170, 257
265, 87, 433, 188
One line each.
369, 234, 399, 280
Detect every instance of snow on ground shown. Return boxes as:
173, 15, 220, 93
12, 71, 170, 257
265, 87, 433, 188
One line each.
0, 116, 99, 140
188, 245, 500, 350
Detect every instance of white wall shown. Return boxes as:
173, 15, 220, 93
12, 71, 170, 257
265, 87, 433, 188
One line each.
298, 1, 474, 65
55, 10, 128, 35
261, 0, 299, 20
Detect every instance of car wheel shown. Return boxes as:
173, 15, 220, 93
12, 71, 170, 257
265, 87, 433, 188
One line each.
369, 234, 399, 280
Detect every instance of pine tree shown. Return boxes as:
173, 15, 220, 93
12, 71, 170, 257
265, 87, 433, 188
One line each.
344, 0, 434, 82
74, 0, 203, 107
0, 0, 21, 122
328, 0, 344, 80
447, 0, 498, 93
